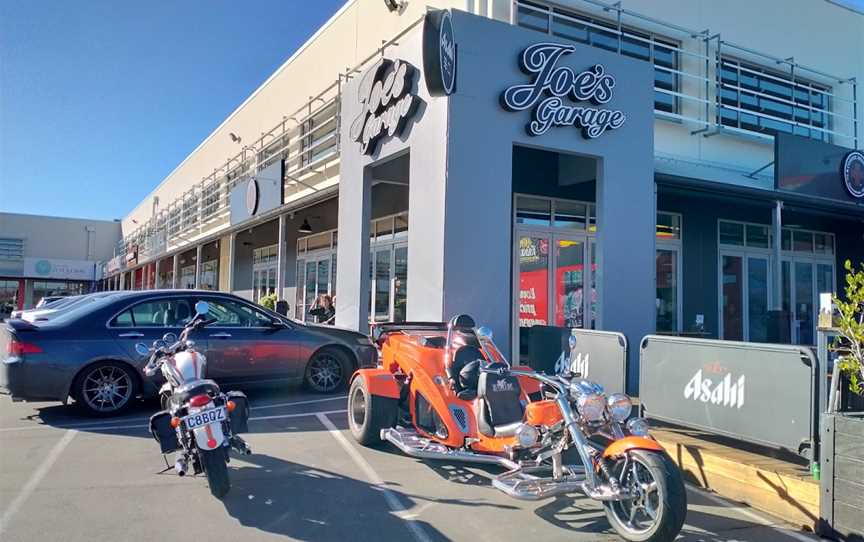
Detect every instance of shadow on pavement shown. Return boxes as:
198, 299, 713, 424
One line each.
220, 452, 449, 542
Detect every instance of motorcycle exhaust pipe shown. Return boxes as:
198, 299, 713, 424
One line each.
174, 457, 187, 477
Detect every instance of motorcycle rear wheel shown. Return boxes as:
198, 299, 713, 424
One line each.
603, 449, 687, 542
200, 448, 231, 499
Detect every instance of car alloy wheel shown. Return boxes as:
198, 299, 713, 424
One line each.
306, 351, 344, 393
81, 365, 133, 413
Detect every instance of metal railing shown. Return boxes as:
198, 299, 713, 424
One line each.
114, 15, 429, 272
513, 0, 858, 147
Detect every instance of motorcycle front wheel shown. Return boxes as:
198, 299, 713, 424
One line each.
200, 448, 231, 499
603, 449, 687, 542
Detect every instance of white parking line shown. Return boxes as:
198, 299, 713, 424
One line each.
688, 485, 817, 542
316, 412, 432, 542
0, 429, 77, 537
0, 396, 349, 433
250, 395, 347, 411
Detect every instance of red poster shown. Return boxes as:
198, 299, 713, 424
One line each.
519, 268, 548, 327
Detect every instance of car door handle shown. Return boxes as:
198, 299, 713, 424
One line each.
211, 332, 232, 339
118, 332, 144, 338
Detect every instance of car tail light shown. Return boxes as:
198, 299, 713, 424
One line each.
7, 340, 43, 356
188, 394, 211, 408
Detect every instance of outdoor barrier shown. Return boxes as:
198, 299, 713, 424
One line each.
567, 329, 628, 396
640, 334, 819, 458
525, 327, 627, 395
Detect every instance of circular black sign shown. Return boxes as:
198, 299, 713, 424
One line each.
842, 150, 864, 199
245, 178, 259, 215
423, 9, 456, 97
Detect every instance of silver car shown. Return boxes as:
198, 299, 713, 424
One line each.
0, 290, 377, 416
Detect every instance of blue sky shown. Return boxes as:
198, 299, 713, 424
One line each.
0, 0, 344, 220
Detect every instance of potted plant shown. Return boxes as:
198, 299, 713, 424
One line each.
259, 293, 278, 312
819, 260, 864, 540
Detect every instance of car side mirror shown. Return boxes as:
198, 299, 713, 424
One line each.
271, 319, 288, 329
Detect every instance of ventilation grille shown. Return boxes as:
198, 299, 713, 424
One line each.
449, 405, 469, 433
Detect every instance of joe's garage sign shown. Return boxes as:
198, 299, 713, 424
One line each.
350, 58, 420, 155
501, 42, 626, 139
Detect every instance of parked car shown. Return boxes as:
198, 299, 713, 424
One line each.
0, 290, 377, 416
18, 292, 120, 323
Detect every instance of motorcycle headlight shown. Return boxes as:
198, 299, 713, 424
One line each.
606, 393, 632, 423
626, 417, 650, 437
515, 424, 539, 448
576, 393, 606, 422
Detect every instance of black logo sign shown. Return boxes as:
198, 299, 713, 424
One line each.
842, 150, 864, 199
501, 42, 626, 139
423, 10, 456, 96
245, 178, 259, 215
350, 58, 420, 155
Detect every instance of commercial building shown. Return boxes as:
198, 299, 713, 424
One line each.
100, 0, 864, 391
0, 212, 121, 313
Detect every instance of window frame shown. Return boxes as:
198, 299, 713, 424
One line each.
106, 295, 194, 329
656, 211, 683, 333
192, 295, 286, 329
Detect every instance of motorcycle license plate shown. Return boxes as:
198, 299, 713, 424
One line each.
183, 406, 226, 430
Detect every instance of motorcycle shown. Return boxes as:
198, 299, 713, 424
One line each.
349, 314, 687, 542
135, 301, 252, 499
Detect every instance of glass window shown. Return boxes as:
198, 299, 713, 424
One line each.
394, 214, 408, 239
374, 249, 391, 321
656, 213, 681, 240
374, 218, 394, 241
553, 200, 587, 230
814, 233, 833, 255
112, 298, 192, 327
516, 1, 680, 114
516, 197, 552, 226
782, 229, 792, 251
722, 255, 744, 341
306, 233, 330, 251
719, 222, 744, 246
204, 298, 273, 327
793, 231, 814, 252
656, 249, 678, 332
748, 257, 769, 342
718, 58, 830, 142
746, 224, 771, 248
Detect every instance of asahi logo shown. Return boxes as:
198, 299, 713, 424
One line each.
350, 58, 420, 155
683, 368, 746, 409
501, 42, 626, 138
555, 350, 589, 377
492, 379, 515, 393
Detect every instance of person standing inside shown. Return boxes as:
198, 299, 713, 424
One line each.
308, 294, 335, 325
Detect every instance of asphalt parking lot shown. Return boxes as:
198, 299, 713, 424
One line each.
0, 388, 821, 542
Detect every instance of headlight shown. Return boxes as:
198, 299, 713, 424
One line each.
576, 393, 606, 422
626, 417, 650, 437
515, 424, 539, 448
606, 393, 632, 423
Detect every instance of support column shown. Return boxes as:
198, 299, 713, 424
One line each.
335, 167, 372, 331
227, 233, 236, 293
154, 259, 161, 289
276, 215, 286, 300
194, 245, 202, 289
172, 254, 179, 289
772, 200, 783, 310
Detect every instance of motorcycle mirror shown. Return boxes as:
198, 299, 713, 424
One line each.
134, 342, 151, 357
194, 300, 209, 316
476, 326, 493, 341
162, 332, 177, 344
154, 339, 168, 350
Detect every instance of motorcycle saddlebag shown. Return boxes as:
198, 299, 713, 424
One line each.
149, 410, 180, 454
226, 390, 250, 434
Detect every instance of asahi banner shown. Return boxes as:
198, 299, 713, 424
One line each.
640, 335, 817, 455
501, 42, 626, 139
350, 58, 420, 155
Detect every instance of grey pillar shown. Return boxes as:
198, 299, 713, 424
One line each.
194, 245, 202, 289
276, 215, 286, 300
172, 254, 179, 289
772, 200, 783, 310
227, 233, 236, 293
335, 166, 373, 331
154, 259, 160, 289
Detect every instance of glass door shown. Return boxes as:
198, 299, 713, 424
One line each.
719, 252, 771, 342
515, 232, 593, 361
369, 243, 408, 324
782, 258, 833, 346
